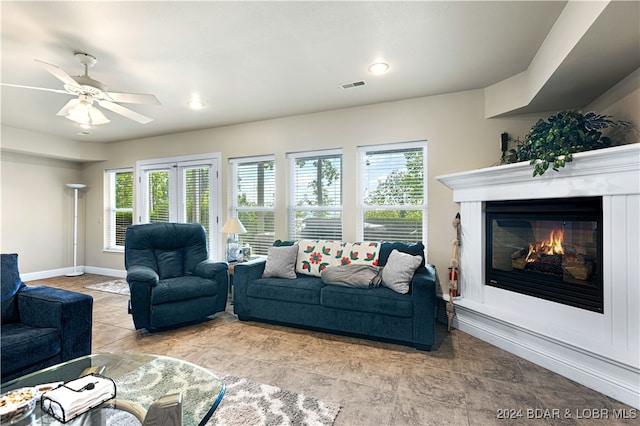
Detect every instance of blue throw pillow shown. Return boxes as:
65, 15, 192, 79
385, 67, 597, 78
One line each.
1, 253, 26, 324
378, 241, 426, 269
273, 240, 298, 247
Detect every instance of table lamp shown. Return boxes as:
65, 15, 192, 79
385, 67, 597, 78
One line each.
221, 217, 247, 262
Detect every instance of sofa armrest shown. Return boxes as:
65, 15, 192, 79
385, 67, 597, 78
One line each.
194, 260, 229, 310
126, 265, 159, 329
193, 260, 228, 280
411, 264, 437, 350
232, 260, 266, 317
18, 286, 93, 361
126, 265, 159, 285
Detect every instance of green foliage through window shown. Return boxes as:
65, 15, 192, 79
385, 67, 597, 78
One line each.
233, 158, 276, 255
360, 145, 425, 243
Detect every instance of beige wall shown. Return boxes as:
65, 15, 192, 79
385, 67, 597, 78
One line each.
2, 68, 638, 281
586, 68, 640, 145
81, 88, 538, 282
0, 150, 84, 273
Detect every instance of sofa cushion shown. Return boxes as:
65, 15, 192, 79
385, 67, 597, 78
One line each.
155, 248, 185, 279
320, 265, 382, 288
381, 249, 423, 294
151, 276, 219, 305
247, 276, 324, 305
320, 285, 413, 318
262, 244, 299, 279
338, 242, 380, 266
1, 323, 60, 376
378, 241, 425, 269
296, 240, 341, 276
1, 253, 26, 324
273, 240, 298, 247
296, 240, 381, 276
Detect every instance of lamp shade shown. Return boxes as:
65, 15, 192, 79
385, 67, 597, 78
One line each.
63, 96, 110, 126
221, 217, 247, 234
66, 103, 110, 126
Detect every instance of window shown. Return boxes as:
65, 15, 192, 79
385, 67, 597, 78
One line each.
229, 156, 276, 256
105, 168, 133, 251
288, 149, 342, 240
358, 141, 426, 244
137, 154, 221, 257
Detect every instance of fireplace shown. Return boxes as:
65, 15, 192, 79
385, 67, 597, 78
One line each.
485, 196, 603, 313
437, 145, 639, 408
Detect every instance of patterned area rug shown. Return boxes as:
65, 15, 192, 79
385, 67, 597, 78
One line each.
210, 376, 341, 426
85, 280, 130, 295
100, 373, 340, 426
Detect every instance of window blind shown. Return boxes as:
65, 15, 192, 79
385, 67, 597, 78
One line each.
105, 168, 133, 250
288, 150, 343, 240
231, 157, 276, 255
183, 165, 211, 237
359, 143, 426, 243
147, 169, 171, 223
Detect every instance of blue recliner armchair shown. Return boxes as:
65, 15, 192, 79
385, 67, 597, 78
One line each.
124, 222, 229, 331
1, 253, 93, 383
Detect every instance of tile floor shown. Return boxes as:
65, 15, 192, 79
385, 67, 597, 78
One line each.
27, 274, 636, 425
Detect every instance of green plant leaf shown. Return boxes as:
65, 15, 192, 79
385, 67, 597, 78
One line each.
513, 110, 631, 177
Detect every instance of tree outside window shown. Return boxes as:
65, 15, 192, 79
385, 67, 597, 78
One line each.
232, 157, 275, 255
289, 151, 342, 240
360, 144, 426, 243
106, 169, 133, 250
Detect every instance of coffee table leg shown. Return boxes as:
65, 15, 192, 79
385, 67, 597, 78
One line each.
143, 393, 183, 426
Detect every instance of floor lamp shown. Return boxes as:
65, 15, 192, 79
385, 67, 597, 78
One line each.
66, 183, 86, 277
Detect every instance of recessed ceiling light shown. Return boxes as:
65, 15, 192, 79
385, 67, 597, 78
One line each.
368, 62, 390, 75
188, 99, 206, 110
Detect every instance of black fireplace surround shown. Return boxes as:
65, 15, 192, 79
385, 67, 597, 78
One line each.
485, 196, 603, 313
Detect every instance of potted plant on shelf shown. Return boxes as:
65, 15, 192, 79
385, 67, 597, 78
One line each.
510, 110, 632, 177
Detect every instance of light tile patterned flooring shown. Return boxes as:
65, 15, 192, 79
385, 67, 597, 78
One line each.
28, 274, 635, 425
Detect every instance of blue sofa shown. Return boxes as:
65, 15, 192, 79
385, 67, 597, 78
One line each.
233, 241, 437, 350
125, 223, 229, 331
1, 253, 93, 382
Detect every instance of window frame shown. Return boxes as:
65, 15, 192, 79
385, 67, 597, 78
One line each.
135, 153, 222, 258
356, 141, 427, 246
104, 167, 134, 252
287, 148, 343, 240
229, 155, 276, 256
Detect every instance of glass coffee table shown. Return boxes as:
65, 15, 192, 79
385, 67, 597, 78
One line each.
1, 353, 225, 425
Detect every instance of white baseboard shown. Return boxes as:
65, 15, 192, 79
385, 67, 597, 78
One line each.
84, 266, 126, 278
21, 266, 126, 282
21, 267, 77, 281
453, 302, 640, 409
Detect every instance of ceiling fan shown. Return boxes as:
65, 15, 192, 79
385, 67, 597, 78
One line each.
2, 52, 160, 126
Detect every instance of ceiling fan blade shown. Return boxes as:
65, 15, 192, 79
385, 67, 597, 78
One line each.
1, 83, 70, 94
35, 59, 81, 89
56, 98, 81, 116
98, 100, 153, 124
104, 91, 160, 105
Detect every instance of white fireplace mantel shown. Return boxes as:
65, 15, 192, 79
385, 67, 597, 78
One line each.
436, 144, 640, 409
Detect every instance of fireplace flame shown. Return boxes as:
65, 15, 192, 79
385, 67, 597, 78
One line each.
526, 228, 564, 262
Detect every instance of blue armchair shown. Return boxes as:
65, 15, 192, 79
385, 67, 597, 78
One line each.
124, 222, 229, 331
1, 253, 93, 383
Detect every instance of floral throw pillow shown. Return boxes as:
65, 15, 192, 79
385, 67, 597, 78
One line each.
296, 240, 380, 276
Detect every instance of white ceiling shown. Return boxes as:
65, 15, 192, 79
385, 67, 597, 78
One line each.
1, 1, 638, 144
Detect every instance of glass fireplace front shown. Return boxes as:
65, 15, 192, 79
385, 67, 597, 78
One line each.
485, 197, 603, 313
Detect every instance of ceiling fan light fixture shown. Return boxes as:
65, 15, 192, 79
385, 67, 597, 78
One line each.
65, 99, 110, 126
